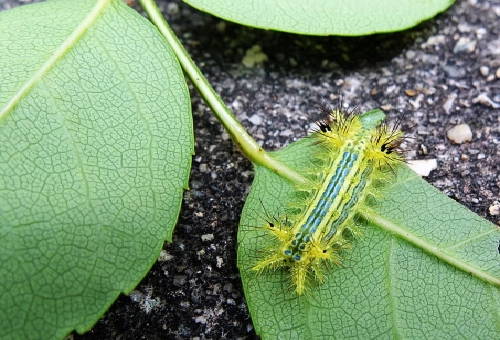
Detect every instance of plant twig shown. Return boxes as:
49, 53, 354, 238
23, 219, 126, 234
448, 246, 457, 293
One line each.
138, 0, 307, 185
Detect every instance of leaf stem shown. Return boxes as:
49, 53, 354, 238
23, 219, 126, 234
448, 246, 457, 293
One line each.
360, 209, 500, 287
137, 0, 307, 185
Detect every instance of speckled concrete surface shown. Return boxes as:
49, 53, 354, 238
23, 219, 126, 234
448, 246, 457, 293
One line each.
2, 0, 499, 339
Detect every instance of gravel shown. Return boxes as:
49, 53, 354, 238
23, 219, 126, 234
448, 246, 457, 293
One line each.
2, 0, 499, 339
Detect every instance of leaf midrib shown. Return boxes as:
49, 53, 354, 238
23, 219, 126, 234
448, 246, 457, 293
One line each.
361, 209, 500, 287
0, 0, 112, 121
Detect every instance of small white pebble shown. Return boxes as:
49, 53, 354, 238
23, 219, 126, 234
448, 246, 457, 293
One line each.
420, 144, 428, 155
380, 104, 393, 111
405, 50, 416, 59
194, 316, 207, 324
231, 98, 243, 110
201, 234, 214, 242
473, 93, 500, 108
453, 37, 477, 53
489, 202, 500, 216
422, 35, 446, 48
442, 93, 457, 114
199, 163, 209, 173
158, 250, 174, 262
248, 114, 262, 125
279, 129, 293, 137
166, 3, 179, 15
447, 124, 472, 144
458, 23, 471, 33
494, 6, 500, 17
476, 27, 487, 39
221, 131, 230, 141
129, 290, 144, 303
479, 66, 489, 76
407, 159, 438, 177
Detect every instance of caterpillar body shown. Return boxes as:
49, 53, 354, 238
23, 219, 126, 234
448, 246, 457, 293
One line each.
252, 107, 405, 296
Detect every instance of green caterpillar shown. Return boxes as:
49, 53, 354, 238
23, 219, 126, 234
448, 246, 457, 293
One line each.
253, 107, 405, 295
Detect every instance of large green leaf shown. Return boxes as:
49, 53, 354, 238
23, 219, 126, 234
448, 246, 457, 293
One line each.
183, 0, 455, 35
238, 112, 500, 339
0, 0, 193, 339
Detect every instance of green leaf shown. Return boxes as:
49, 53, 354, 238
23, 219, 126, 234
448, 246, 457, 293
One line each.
183, 0, 455, 35
0, 0, 193, 339
238, 113, 500, 339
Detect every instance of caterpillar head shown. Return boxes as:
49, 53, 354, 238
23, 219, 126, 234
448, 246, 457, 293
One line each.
366, 121, 406, 172
314, 107, 363, 149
